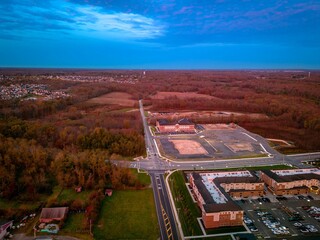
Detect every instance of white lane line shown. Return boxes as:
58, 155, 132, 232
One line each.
241, 132, 257, 141
203, 138, 217, 151
259, 143, 270, 155
153, 139, 161, 156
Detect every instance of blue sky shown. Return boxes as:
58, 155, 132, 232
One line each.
0, 0, 319, 69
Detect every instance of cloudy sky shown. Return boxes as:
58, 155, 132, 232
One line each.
0, 0, 319, 69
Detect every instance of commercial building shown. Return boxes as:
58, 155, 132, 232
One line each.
189, 170, 264, 229
261, 168, 320, 195
156, 118, 195, 133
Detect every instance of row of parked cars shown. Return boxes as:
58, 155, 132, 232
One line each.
255, 209, 290, 235
243, 215, 258, 232
293, 222, 318, 233
302, 206, 320, 221
297, 195, 314, 200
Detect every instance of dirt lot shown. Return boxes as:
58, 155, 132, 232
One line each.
149, 111, 267, 121
226, 143, 254, 152
203, 124, 236, 130
151, 91, 220, 100
87, 92, 136, 106
170, 139, 208, 155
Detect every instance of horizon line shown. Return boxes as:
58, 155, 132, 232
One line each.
0, 67, 319, 72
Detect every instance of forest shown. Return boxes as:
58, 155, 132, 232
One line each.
0, 72, 146, 223
0, 69, 319, 221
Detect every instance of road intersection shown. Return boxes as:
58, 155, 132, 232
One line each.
119, 100, 320, 240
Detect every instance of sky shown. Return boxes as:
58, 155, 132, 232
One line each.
0, 0, 320, 69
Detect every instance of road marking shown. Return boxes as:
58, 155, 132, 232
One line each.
241, 132, 257, 141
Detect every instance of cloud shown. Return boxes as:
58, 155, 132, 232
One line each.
0, 0, 165, 40
75, 6, 164, 39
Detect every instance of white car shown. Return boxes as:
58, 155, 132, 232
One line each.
293, 222, 302, 227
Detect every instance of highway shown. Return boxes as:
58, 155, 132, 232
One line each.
124, 100, 320, 240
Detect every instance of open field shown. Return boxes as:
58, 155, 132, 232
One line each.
149, 111, 268, 122
60, 213, 92, 240
151, 91, 220, 100
170, 139, 208, 155
94, 189, 159, 239
46, 186, 93, 206
130, 169, 151, 186
87, 92, 136, 106
168, 171, 202, 236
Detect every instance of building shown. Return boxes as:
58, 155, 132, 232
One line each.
0, 220, 13, 240
261, 168, 320, 195
105, 189, 113, 197
156, 118, 195, 133
39, 207, 69, 223
189, 170, 264, 229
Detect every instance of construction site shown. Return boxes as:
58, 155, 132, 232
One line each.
154, 122, 268, 160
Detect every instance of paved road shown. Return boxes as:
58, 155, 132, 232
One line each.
149, 171, 179, 240
139, 100, 180, 240
122, 100, 320, 240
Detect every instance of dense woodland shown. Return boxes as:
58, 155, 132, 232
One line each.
141, 71, 320, 151
0, 69, 319, 221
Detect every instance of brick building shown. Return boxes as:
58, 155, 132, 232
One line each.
156, 118, 195, 133
260, 168, 320, 195
189, 170, 264, 229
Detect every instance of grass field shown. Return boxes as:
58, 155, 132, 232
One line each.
57, 188, 93, 204
60, 213, 92, 240
130, 169, 151, 186
46, 186, 93, 206
213, 164, 296, 171
168, 171, 203, 236
206, 225, 246, 235
87, 92, 136, 106
151, 91, 220, 100
94, 189, 159, 239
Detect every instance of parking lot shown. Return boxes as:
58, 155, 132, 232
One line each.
235, 193, 320, 239
155, 124, 267, 160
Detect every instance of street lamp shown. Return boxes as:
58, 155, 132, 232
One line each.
307, 199, 311, 206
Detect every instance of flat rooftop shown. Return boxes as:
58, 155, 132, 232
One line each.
200, 171, 254, 204
262, 168, 320, 183
192, 170, 261, 213
201, 174, 228, 204
272, 168, 320, 176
